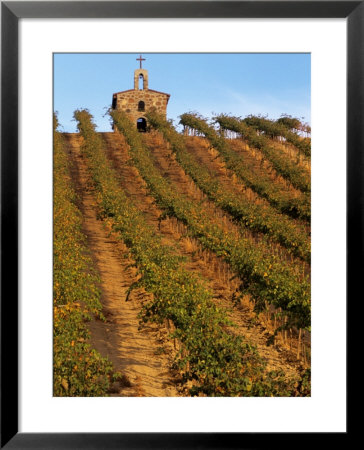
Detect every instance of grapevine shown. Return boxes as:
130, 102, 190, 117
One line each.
180, 113, 310, 222
147, 111, 310, 263
53, 114, 117, 396
74, 108, 299, 397
215, 114, 311, 193
111, 110, 311, 332
249, 115, 311, 158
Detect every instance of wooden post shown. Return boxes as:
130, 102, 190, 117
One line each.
297, 328, 302, 359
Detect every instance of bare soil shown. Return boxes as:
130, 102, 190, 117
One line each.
61, 131, 309, 397
143, 132, 310, 269
64, 133, 180, 397
228, 138, 306, 198
100, 132, 307, 379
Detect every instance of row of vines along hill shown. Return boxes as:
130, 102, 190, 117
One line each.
54, 109, 311, 397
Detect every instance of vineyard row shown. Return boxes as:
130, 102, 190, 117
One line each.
111, 110, 311, 332
215, 115, 310, 193
180, 113, 311, 222
146, 111, 310, 263
74, 109, 299, 397
243, 115, 311, 158
53, 115, 117, 396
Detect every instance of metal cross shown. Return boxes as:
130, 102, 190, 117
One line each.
136, 54, 146, 69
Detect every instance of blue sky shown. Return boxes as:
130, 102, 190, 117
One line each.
54, 53, 310, 132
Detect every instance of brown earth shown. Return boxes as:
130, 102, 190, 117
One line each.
269, 139, 311, 171
61, 130, 309, 397
143, 132, 310, 270
64, 133, 180, 397
228, 138, 307, 199
183, 135, 310, 235
100, 131, 308, 378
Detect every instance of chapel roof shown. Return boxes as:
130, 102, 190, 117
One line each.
113, 88, 170, 98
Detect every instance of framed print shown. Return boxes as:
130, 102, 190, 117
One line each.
1, 1, 359, 448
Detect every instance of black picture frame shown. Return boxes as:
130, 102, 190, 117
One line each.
1, 1, 358, 448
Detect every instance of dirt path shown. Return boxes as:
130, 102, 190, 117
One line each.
143, 132, 242, 238
144, 132, 309, 269
269, 139, 311, 171
141, 133, 310, 371
64, 133, 180, 397
182, 134, 310, 242
100, 132, 306, 379
184, 136, 266, 205
228, 138, 305, 197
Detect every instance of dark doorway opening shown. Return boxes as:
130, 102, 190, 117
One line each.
137, 117, 147, 132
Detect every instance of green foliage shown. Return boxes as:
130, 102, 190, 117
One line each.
111, 110, 310, 332
180, 113, 310, 222
245, 115, 311, 158
295, 368, 311, 396
53, 112, 59, 131
53, 117, 115, 396
277, 116, 302, 132
147, 111, 310, 263
75, 108, 300, 396
214, 115, 310, 193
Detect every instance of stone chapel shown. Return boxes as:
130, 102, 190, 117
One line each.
111, 55, 170, 132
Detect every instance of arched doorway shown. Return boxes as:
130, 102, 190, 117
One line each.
137, 117, 147, 132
